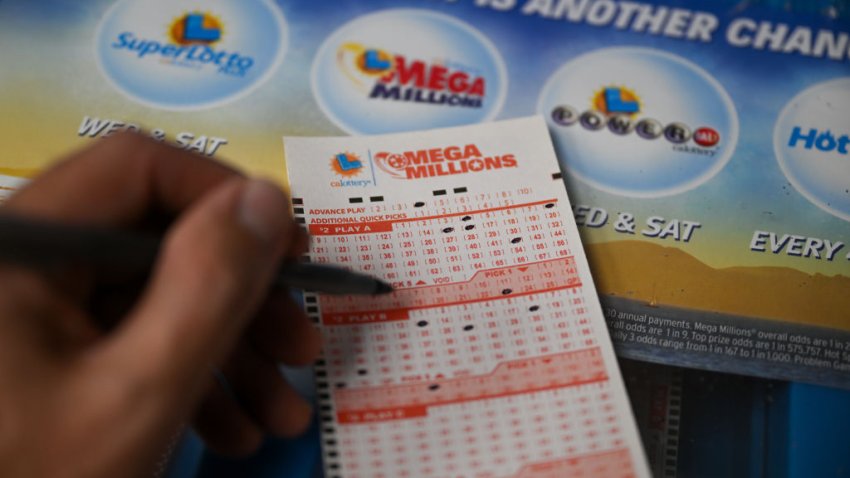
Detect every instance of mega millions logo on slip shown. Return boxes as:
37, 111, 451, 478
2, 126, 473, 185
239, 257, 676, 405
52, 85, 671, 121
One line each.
374, 143, 516, 180
539, 48, 738, 198
96, 0, 287, 109
774, 78, 850, 222
312, 9, 506, 135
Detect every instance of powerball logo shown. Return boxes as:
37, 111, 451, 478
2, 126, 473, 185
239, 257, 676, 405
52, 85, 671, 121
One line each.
374, 144, 516, 180
330, 152, 375, 188
96, 0, 287, 110
311, 9, 507, 135
538, 47, 738, 198
552, 84, 722, 151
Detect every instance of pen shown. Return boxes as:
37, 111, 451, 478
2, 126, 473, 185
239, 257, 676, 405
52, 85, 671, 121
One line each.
0, 213, 393, 295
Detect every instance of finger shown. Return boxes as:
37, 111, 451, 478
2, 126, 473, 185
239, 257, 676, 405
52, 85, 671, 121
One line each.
88, 278, 148, 332
95, 178, 294, 410
193, 376, 263, 457
249, 292, 321, 366
0, 267, 100, 358
222, 342, 313, 437
288, 226, 309, 257
2, 134, 244, 304
4, 133, 240, 226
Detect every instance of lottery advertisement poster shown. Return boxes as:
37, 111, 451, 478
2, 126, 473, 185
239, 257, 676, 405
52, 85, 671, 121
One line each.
0, 0, 848, 389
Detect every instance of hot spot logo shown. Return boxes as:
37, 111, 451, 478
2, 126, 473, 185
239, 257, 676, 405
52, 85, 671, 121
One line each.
538, 48, 738, 198
96, 0, 287, 110
336, 43, 486, 109
329, 152, 375, 188
774, 79, 850, 222
373, 144, 516, 180
787, 128, 849, 155
312, 9, 506, 135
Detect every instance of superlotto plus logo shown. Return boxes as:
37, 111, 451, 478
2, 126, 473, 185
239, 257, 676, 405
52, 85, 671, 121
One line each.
774, 78, 850, 222
96, 0, 287, 110
312, 9, 506, 135
110, 11, 252, 77
374, 143, 516, 180
539, 48, 738, 198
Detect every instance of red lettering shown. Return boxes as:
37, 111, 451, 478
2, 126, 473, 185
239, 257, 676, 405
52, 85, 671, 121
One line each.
448, 72, 469, 93
382, 55, 426, 87
406, 165, 429, 178
380, 54, 486, 97
404, 149, 430, 165
445, 146, 462, 160
469, 77, 485, 96
464, 143, 482, 158
428, 64, 447, 90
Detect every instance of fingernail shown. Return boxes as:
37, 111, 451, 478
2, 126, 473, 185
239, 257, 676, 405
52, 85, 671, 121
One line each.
238, 179, 290, 243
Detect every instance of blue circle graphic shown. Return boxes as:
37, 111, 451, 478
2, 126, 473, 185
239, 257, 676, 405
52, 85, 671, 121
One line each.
96, 0, 287, 110
311, 9, 507, 135
538, 48, 739, 198
774, 78, 850, 222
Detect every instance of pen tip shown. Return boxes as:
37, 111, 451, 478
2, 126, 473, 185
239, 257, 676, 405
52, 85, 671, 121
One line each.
374, 280, 394, 295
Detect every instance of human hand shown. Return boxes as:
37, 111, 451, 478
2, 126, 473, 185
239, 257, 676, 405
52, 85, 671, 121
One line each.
0, 134, 322, 477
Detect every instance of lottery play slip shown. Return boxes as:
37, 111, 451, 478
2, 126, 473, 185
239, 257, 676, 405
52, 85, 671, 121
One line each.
284, 117, 649, 478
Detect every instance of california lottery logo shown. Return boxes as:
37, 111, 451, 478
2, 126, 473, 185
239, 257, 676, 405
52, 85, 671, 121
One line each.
774, 78, 850, 222
168, 12, 222, 46
331, 152, 363, 176
312, 9, 506, 135
374, 144, 517, 180
594, 86, 641, 116
538, 47, 738, 198
330, 152, 375, 188
96, 0, 287, 110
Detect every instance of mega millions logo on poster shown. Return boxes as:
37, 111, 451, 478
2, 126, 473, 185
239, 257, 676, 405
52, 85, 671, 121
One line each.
95, 0, 287, 109
311, 9, 508, 134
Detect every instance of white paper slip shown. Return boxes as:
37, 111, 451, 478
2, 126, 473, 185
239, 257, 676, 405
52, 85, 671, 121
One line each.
284, 116, 649, 478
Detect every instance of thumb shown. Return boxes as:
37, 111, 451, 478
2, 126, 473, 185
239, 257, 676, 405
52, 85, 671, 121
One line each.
100, 178, 294, 404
